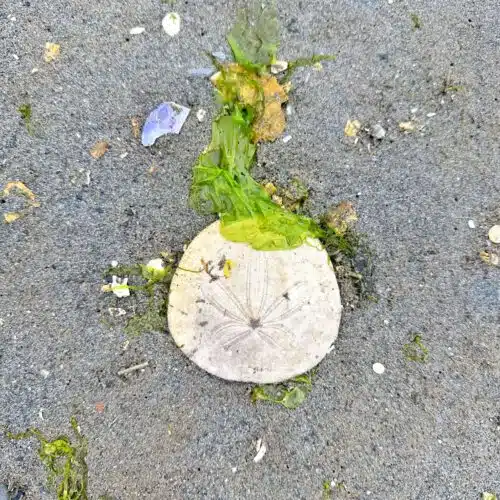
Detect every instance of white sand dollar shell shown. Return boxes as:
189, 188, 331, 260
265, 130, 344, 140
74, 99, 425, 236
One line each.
168, 222, 342, 383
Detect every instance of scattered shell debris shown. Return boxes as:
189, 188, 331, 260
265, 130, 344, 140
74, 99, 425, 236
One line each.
399, 121, 416, 132
162, 12, 181, 37
372, 363, 385, 374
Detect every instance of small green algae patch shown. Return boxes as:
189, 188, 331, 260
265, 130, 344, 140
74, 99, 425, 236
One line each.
102, 254, 178, 337
251, 372, 314, 409
18, 103, 34, 135
410, 13, 422, 30
403, 334, 429, 363
2, 417, 88, 500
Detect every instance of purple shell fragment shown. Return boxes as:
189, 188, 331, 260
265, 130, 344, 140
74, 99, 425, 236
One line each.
141, 101, 191, 147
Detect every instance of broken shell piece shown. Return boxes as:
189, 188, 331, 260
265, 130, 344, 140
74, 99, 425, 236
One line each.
141, 102, 190, 146
253, 439, 267, 463
109, 276, 130, 298
162, 12, 181, 37
370, 123, 386, 139
270, 60, 288, 74
344, 119, 361, 137
196, 109, 207, 122
399, 121, 415, 132
480, 251, 499, 267
129, 27, 145, 35
488, 225, 500, 244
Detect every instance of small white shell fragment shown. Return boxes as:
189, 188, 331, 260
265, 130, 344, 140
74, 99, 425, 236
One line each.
488, 225, 500, 244
40, 369, 50, 379
111, 276, 130, 298
411, 107, 418, 114
285, 104, 293, 116
130, 26, 145, 35
111, 260, 118, 268
31, 68, 39, 74
270, 60, 288, 74
372, 363, 385, 374
371, 123, 386, 139
162, 12, 181, 37
468, 220, 476, 229
196, 108, 207, 122
38, 408, 44, 420
426, 112, 436, 117
282, 134, 292, 143
12, 54, 19, 60
253, 440, 267, 463
231, 467, 237, 473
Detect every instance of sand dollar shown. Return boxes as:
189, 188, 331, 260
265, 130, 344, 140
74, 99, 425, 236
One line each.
168, 221, 342, 383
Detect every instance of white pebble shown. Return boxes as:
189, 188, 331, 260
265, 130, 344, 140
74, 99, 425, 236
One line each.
270, 60, 288, 74
111, 260, 118, 267
285, 104, 294, 116
371, 123, 386, 139
410, 107, 418, 114
40, 369, 50, 379
372, 363, 385, 374
231, 467, 237, 473
253, 439, 267, 463
120, 152, 128, 159
12, 54, 19, 60
10, 16, 17, 22
488, 225, 500, 243
162, 12, 181, 37
426, 112, 436, 117
129, 26, 145, 35
468, 220, 475, 229
282, 135, 292, 143
196, 108, 207, 122
31, 67, 39, 74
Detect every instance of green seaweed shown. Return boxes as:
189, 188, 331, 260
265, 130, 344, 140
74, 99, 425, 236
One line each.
284, 54, 337, 82
322, 480, 332, 499
403, 334, 429, 363
2, 417, 88, 500
227, 1, 279, 70
250, 372, 314, 409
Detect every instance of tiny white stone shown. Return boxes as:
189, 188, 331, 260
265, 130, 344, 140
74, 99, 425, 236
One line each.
253, 440, 267, 463
40, 369, 50, 379
285, 104, 293, 116
426, 112, 436, 117
84, 171, 91, 186
162, 12, 181, 37
231, 467, 237, 473
411, 107, 418, 114
196, 108, 207, 122
371, 123, 386, 139
12, 54, 19, 60
10, 16, 17, 21
383, 319, 389, 325
270, 60, 288, 74
111, 260, 118, 267
38, 408, 44, 420
0, 318, 4, 327
282, 135, 292, 143
488, 225, 500, 244
372, 363, 385, 374
31, 67, 39, 74
120, 152, 128, 159
129, 26, 145, 35
468, 220, 475, 229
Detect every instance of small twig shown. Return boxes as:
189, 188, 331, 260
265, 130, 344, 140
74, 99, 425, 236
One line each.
117, 361, 149, 376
